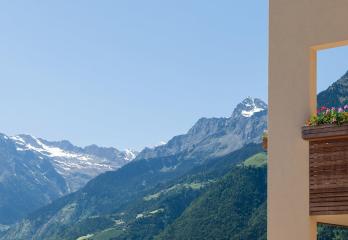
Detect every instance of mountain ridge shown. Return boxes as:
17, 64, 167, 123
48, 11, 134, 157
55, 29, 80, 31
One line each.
136, 97, 267, 160
9, 134, 138, 192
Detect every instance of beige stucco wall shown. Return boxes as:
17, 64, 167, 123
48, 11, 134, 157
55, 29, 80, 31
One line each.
269, 1, 348, 239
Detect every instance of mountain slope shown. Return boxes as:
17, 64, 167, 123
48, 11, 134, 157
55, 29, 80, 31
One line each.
92, 145, 264, 240
242, 152, 267, 168
0, 134, 68, 225
61, 148, 265, 240
0, 133, 137, 227
0, 154, 189, 240
1, 144, 262, 240
317, 70, 348, 108
156, 166, 267, 240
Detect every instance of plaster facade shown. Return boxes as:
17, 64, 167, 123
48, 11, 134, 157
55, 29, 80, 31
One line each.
269, 1, 348, 239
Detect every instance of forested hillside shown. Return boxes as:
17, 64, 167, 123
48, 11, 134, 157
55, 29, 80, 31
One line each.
156, 166, 267, 240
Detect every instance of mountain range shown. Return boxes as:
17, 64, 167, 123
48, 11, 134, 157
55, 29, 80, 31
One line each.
0, 97, 268, 239
0, 135, 138, 225
10, 135, 138, 192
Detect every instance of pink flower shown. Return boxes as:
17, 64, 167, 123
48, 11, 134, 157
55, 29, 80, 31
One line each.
344, 105, 348, 110
331, 107, 336, 111
326, 109, 330, 114
339, 107, 343, 113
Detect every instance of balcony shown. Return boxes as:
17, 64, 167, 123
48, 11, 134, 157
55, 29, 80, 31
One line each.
302, 124, 348, 215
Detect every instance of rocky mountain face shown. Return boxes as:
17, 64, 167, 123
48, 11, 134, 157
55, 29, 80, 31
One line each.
0, 134, 137, 225
137, 97, 267, 160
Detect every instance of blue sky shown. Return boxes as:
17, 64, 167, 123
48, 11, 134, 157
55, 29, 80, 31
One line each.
317, 46, 348, 92
0, 1, 345, 150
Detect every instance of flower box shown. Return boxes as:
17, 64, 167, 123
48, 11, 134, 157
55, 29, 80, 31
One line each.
302, 124, 348, 141
302, 124, 348, 216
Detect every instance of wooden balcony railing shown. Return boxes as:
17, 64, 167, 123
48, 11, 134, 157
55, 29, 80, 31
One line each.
303, 124, 348, 216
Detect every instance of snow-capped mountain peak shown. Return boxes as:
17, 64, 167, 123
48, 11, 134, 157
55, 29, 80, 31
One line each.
232, 97, 267, 118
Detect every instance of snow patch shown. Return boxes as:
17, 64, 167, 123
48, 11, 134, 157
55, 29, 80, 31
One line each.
124, 149, 137, 161
241, 107, 264, 117
240, 98, 265, 117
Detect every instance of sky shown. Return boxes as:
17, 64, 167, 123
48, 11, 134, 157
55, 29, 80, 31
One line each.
0, 1, 345, 151
317, 46, 348, 93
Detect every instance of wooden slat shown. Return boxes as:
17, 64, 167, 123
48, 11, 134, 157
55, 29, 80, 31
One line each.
310, 196, 348, 203
310, 206, 348, 211
310, 201, 348, 207
309, 138, 348, 146
310, 159, 348, 167
310, 184, 348, 190
310, 187, 348, 194
310, 151, 348, 157
310, 191, 348, 198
